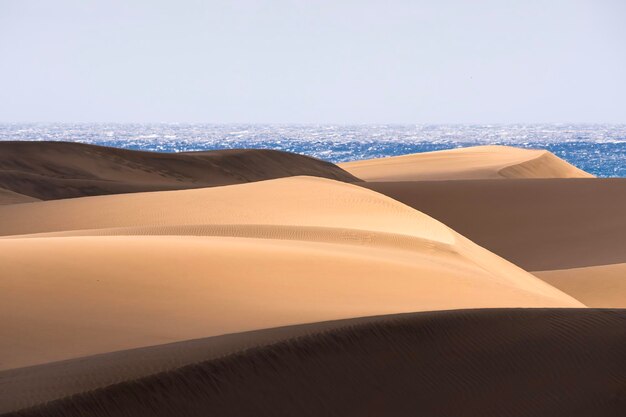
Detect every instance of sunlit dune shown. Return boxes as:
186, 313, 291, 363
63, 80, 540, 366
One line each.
0, 176, 582, 370
340, 145, 594, 181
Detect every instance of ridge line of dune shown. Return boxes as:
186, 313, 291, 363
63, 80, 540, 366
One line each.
497, 150, 594, 179
0, 141, 361, 201
496, 148, 549, 176
0, 176, 456, 245
339, 145, 593, 180
10, 224, 578, 303
0, 224, 460, 254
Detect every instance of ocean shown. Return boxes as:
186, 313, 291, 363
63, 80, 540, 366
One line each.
1, 123, 625, 177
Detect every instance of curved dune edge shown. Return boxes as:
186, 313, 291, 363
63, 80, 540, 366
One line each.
2, 309, 625, 416
339, 145, 594, 181
498, 150, 593, 179
0, 176, 452, 243
0, 177, 583, 370
534, 263, 626, 308
0, 141, 360, 201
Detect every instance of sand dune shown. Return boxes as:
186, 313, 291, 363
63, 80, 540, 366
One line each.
0, 187, 39, 205
0, 141, 359, 200
362, 179, 626, 309
2, 309, 624, 416
534, 263, 626, 308
1, 144, 617, 415
362, 178, 626, 271
0, 177, 582, 370
340, 145, 593, 181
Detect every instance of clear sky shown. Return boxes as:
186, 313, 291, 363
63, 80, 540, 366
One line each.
1, 0, 624, 123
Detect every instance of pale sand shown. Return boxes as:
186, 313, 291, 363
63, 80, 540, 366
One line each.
0, 177, 582, 370
340, 145, 594, 181
534, 263, 626, 308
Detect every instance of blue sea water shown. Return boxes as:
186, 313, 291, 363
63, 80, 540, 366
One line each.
1, 123, 625, 177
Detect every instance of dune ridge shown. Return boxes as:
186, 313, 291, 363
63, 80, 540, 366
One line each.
340, 145, 594, 181
0, 176, 450, 241
0, 177, 583, 370
0, 141, 359, 200
2, 309, 625, 417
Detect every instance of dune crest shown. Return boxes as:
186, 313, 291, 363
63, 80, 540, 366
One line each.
340, 145, 593, 181
0, 177, 582, 370
0, 141, 359, 200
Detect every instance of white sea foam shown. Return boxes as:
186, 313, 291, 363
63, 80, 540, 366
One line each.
1, 123, 624, 177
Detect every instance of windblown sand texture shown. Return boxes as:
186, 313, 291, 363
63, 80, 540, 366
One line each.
2, 309, 625, 417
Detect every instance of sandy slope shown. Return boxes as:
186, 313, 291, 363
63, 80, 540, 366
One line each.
534, 264, 626, 308
0, 188, 39, 205
0, 177, 582, 370
340, 145, 594, 181
0, 141, 359, 200
2, 309, 624, 417
362, 179, 626, 309
362, 179, 626, 271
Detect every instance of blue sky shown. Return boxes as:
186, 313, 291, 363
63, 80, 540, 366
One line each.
1, 0, 624, 123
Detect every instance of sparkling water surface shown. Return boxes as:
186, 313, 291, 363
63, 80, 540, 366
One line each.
1, 123, 625, 177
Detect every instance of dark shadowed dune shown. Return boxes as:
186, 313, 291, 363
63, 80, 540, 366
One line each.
0, 141, 360, 200
2, 309, 625, 417
0, 188, 39, 205
361, 179, 626, 271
